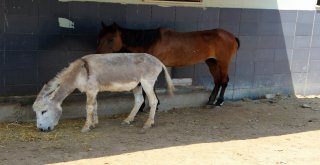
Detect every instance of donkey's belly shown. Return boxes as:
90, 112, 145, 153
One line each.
99, 81, 139, 92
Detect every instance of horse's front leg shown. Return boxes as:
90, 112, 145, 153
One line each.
82, 91, 98, 132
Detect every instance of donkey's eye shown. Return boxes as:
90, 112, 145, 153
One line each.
41, 110, 47, 115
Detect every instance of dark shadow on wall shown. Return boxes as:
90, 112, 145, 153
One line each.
0, 0, 99, 96
1, 0, 308, 100
0, 0, 319, 98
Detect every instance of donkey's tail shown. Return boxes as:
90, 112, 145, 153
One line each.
161, 63, 175, 96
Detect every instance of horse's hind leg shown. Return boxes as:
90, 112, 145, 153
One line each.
140, 79, 158, 129
122, 85, 144, 125
82, 90, 98, 132
138, 90, 146, 112
215, 63, 230, 106
205, 59, 221, 105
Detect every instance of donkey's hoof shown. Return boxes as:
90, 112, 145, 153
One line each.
143, 125, 151, 129
143, 124, 153, 129
81, 127, 91, 133
121, 120, 131, 125
138, 129, 147, 134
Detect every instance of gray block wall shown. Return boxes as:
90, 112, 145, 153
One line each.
0, 0, 319, 99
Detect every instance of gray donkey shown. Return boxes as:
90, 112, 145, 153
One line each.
33, 53, 174, 132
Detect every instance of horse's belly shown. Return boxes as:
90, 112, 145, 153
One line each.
154, 46, 212, 67
160, 53, 210, 67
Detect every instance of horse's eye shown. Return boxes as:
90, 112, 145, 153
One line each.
41, 110, 47, 115
108, 38, 114, 43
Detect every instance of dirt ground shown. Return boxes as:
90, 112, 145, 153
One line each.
1, 95, 320, 165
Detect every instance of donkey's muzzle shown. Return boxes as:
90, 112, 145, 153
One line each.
39, 127, 51, 132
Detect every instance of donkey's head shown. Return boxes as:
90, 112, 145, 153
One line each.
33, 81, 62, 132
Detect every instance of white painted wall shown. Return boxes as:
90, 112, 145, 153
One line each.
59, 0, 318, 10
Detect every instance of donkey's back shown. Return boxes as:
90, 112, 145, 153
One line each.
77, 53, 171, 93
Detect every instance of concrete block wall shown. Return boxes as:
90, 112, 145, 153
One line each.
0, 0, 319, 99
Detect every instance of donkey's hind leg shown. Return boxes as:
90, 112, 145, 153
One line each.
93, 96, 99, 126
141, 79, 158, 129
82, 90, 98, 132
122, 85, 144, 125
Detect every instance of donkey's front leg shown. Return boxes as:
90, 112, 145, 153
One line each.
82, 91, 98, 132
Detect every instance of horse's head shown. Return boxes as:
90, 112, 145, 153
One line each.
96, 22, 123, 53
33, 83, 62, 132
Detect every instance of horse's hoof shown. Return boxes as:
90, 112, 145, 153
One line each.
205, 103, 215, 109
215, 102, 224, 107
81, 127, 91, 133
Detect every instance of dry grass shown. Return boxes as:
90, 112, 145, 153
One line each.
0, 119, 95, 143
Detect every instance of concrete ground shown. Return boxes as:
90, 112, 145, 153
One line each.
0, 86, 210, 123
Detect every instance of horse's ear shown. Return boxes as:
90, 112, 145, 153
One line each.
112, 22, 118, 29
101, 21, 107, 28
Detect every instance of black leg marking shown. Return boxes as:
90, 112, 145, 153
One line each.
138, 88, 146, 112
154, 87, 160, 111
215, 98, 224, 106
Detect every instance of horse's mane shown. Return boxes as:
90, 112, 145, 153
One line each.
118, 26, 161, 48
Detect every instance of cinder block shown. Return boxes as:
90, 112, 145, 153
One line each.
5, 15, 38, 34
70, 2, 99, 19
294, 36, 311, 48
5, 34, 38, 51
99, 3, 126, 25
241, 9, 260, 22
38, 0, 69, 17
220, 8, 241, 22
4, 0, 36, 16
125, 5, 152, 23
297, 10, 315, 24
295, 23, 313, 36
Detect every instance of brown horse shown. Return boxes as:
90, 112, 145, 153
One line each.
97, 22, 240, 107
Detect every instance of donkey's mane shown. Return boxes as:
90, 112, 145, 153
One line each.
38, 59, 84, 98
118, 26, 161, 48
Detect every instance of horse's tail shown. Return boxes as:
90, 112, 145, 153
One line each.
235, 37, 240, 49
160, 63, 175, 96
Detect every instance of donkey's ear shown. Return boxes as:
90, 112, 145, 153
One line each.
48, 84, 61, 100
101, 21, 107, 28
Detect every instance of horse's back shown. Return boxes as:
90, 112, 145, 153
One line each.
150, 28, 239, 66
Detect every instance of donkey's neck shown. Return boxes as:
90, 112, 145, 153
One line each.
51, 83, 76, 105
49, 60, 84, 105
